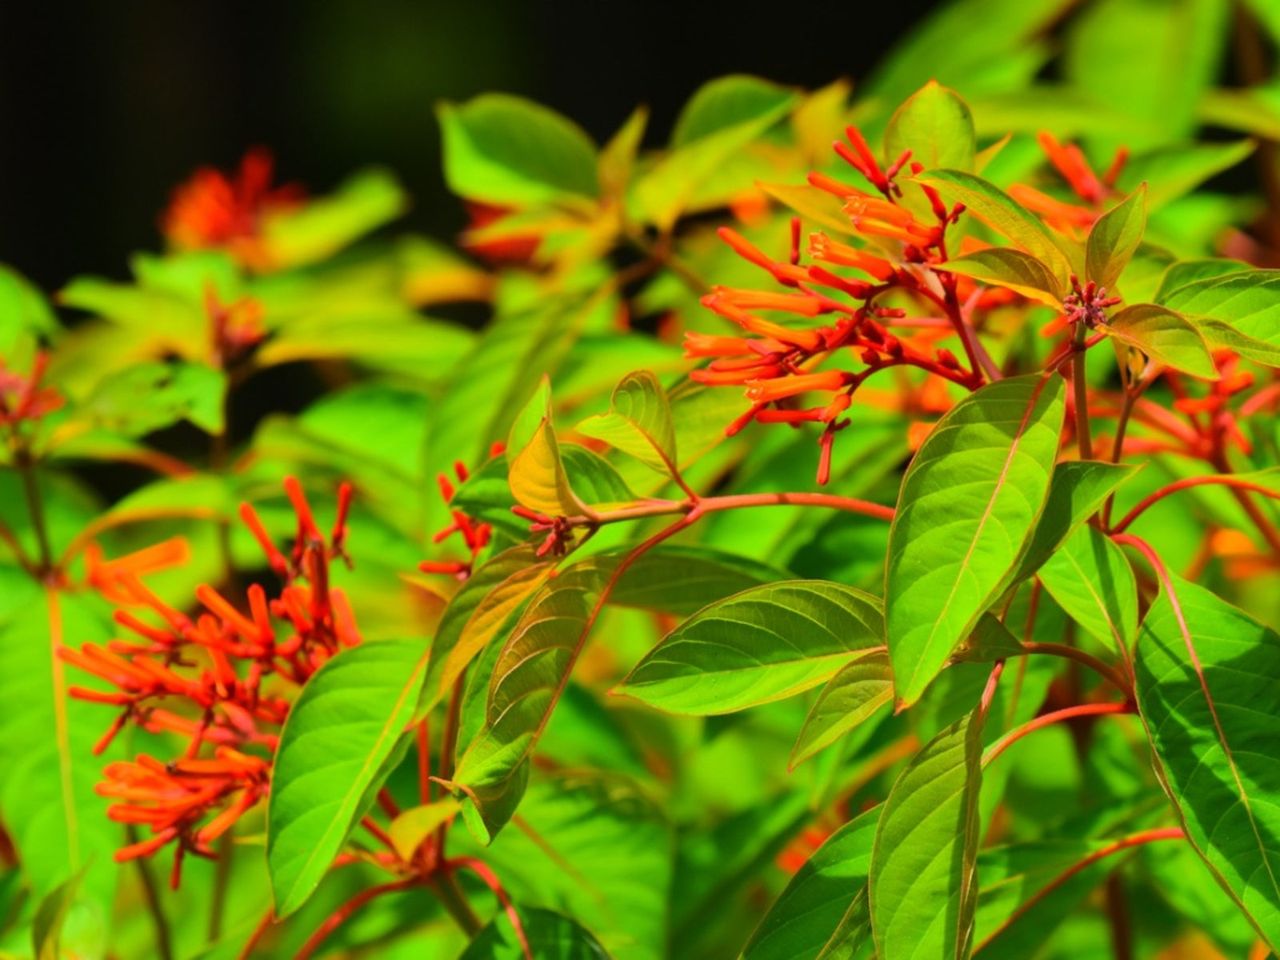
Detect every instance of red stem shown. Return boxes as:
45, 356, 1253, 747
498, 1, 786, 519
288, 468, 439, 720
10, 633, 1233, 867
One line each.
417, 719, 432, 804
294, 878, 418, 960
449, 857, 532, 960
984, 702, 1133, 767
973, 828, 1184, 953
1021, 642, 1131, 693
569, 491, 894, 530
236, 909, 275, 959
1111, 475, 1280, 535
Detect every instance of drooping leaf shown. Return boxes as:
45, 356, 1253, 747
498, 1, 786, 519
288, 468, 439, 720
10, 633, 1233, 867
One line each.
1106, 303, 1218, 379
1134, 573, 1280, 949
616, 581, 883, 715
940, 248, 1063, 306
1086, 185, 1147, 290
387, 798, 460, 863
885, 373, 1065, 707
267, 639, 428, 916
885, 81, 976, 174
869, 709, 985, 959
75, 361, 227, 437
575, 370, 679, 477
508, 416, 584, 517
420, 546, 555, 711
917, 170, 1073, 283
1039, 524, 1138, 653
790, 650, 894, 768
437, 94, 599, 205
461, 906, 610, 960
744, 809, 879, 960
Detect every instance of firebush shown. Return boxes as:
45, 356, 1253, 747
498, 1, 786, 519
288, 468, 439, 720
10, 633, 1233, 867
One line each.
3, 2, 1280, 958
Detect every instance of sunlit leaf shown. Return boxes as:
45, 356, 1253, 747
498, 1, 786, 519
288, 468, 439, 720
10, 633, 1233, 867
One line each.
1106, 303, 1218, 379
885, 374, 1065, 707
1086, 185, 1146, 290
790, 650, 893, 768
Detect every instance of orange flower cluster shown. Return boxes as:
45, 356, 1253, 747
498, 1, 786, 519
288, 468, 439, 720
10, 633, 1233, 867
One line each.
1009, 133, 1129, 234
0, 352, 62, 428
688, 126, 977, 483
161, 148, 303, 269
62, 476, 357, 883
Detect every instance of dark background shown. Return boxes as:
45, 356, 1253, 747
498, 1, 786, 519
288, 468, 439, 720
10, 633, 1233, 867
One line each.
0, 0, 938, 293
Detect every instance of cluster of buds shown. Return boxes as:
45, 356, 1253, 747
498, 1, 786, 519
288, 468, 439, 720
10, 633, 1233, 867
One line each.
1009, 132, 1129, 234
1062, 275, 1123, 330
204, 283, 267, 366
687, 125, 978, 483
62, 476, 358, 883
0, 352, 62, 430
509, 506, 576, 558
161, 148, 303, 270
418, 449, 501, 580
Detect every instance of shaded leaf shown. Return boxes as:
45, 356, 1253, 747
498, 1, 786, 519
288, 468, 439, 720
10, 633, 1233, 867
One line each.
461, 906, 610, 960
745, 809, 878, 960
1135, 574, 1280, 949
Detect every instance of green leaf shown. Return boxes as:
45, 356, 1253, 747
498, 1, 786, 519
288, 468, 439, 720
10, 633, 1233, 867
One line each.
508, 417, 584, 517
1134, 574, 1280, 949
1160, 270, 1280, 347
790, 650, 894, 769
1193, 317, 1280, 368
421, 546, 555, 712
461, 907, 610, 960
267, 639, 428, 916
1106, 303, 1218, 379
744, 809, 878, 960
633, 77, 796, 231
672, 74, 796, 147
1014, 459, 1141, 581
1116, 140, 1255, 212
1064, 0, 1230, 149
575, 370, 679, 477
1154, 258, 1251, 302
0, 583, 120, 910
885, 81, 976, 174
1086, 185, 1147, 290
453, 557, 614, 838
1039, 525, 1138, 652
387, 798, 460, 863
255, 311, 473, 377
77, 361, 227, 436
940, 248, 1063, 306
260, 168, 407, 268
885, 373, 1065, 707
0, 264, 59, 359
437, 94, 599, 205
609, 545, 785, 616
31, 866, 85, 960
599, 106, 648, 199
918, 170, 1073, 283
869, 710, 984, 959
461, 771, 671, 959
759, 182, 860, 237
616, 581, 883, 715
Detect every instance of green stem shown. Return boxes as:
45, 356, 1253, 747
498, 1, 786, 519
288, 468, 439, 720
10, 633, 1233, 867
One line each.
15, 447, 52, 577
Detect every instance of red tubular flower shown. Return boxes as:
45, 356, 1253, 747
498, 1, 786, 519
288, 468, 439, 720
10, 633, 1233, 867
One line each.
64, 476, 362, 883
688, 123, 985, 483
0, 352, 63, 428
161, 148, 303, 269
419, 457, 495, 581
